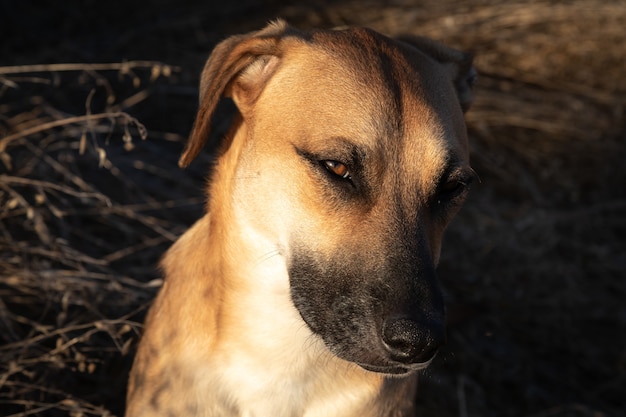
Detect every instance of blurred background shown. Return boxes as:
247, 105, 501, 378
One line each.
1, 1, 624, 416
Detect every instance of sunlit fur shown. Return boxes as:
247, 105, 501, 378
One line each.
127, 20, 474, 417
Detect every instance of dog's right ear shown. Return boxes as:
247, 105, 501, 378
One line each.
396, 35, 476, 114
179, 20, 293, 168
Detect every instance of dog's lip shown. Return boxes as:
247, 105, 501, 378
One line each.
354, 342, 439, 376
356, 359, 432, 376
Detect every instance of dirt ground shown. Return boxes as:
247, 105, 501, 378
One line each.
1, 0, 624, 416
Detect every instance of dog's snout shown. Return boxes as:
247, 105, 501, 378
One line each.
382, 317, 445, 364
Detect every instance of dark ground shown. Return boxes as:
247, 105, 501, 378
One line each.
1, 0, 625, 416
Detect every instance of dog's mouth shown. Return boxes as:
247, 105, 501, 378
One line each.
356, 356, 435, 376
354, 336, 440, 376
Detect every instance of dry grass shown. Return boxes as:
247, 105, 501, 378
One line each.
1, 1, 625, 416
0, 60, 204, 416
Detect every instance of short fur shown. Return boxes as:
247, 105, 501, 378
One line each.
127, 20, 475, 417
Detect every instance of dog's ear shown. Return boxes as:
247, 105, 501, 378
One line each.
396, 35, 476, 113
179, 20, 292, 167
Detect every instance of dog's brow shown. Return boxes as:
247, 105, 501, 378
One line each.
293, 137, 368, 165
330, 137, 369, 165
439, 159, 474, 184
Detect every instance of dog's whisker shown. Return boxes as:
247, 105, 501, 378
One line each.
255, 249, 281, 265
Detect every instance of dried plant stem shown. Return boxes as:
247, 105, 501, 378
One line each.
0, 112, 147, 152
0, 175, 111, 204
0, 61, 179, 76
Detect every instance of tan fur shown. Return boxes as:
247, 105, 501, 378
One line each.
127, 20, 475, 417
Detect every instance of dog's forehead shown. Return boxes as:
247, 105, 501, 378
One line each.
277, 28, 469, 186
252, 26, 470, 204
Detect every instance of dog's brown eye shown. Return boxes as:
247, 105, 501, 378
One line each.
439, 176, 473, 201
441, 180, 465, 195
323, 160, 351, 180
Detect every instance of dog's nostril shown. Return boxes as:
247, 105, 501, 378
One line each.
382, 317, 444, 364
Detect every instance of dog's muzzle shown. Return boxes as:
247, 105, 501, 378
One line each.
288, 247, 447, 375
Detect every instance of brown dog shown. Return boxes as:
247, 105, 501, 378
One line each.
126, 20, 475, 417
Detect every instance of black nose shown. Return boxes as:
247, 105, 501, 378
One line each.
381, 317, 445, 364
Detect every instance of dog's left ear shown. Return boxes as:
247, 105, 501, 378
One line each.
396, 35, 476, 113
179, 19, 295, 167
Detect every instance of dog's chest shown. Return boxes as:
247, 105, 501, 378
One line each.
209, 362, 383, 417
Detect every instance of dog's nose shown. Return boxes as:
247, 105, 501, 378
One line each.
381, 317, 445, 364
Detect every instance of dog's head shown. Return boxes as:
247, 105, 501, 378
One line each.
182, 20, 476, 376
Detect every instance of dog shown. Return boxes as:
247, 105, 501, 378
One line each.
126, 19, 475, 417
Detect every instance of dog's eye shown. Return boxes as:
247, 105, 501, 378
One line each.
438, 177, 472, 201
441, 180, 465, 196
322, 160, 351, 180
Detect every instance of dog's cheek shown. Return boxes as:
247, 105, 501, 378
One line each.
287, 251, 345, 334
287, 250, 380, 357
